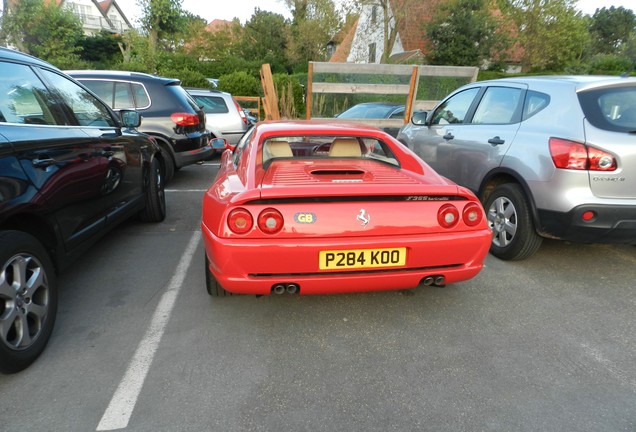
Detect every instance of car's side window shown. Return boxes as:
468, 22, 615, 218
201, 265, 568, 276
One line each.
522, 91, 550, 120
431, 88, 479, 125
232, 127, 254, 167
82, 80, 114, 106
472, 86, 523, 124
114, 82, 135, 109
41, 70, 116, 127
0, 62, 59, 125
131, 83, 150, 108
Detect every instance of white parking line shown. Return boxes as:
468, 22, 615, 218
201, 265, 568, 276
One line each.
96, 231, 202, 431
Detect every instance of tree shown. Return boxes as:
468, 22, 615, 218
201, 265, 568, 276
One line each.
589, 6, 636, 55
424, 0, 508, 66
138, 0, 186, 69
500, 0, 590, 72
283, 0, 342, 67
0, 0, 83, 68
78, 30, 124, 67
183, 18, 243, 62
238, 9, 291, 73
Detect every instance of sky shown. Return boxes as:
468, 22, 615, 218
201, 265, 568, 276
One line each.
113, 0, 634, 25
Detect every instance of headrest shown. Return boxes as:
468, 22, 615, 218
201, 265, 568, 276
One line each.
329, 138, 362, 157
264, 140, 293, 159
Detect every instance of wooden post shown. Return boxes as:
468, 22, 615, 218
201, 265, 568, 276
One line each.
260, 64, 280, 120
404, 66, 419, 124
306, 62, 314, 120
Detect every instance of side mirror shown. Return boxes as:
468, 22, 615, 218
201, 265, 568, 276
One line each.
211, 137, 234, 151
411, 111, 428, 126
120, 110, 142, 128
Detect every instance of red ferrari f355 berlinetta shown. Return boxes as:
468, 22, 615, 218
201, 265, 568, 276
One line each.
201, 120, 491, 296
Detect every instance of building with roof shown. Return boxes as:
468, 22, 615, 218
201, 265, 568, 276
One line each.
4, 0, 133, 35
331, 0, 441, 64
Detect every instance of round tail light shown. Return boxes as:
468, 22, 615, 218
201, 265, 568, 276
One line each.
462, 202, 483, 227
437, 204, 459, 228
228, 208, 253, 234
258, 208, 284, 234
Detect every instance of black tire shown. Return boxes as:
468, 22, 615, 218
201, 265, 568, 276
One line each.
484, 183, 543, 261
157, 143, 175, 183
205, 255, 231, 297
139, 157, 166, 223
0, 231, 57, 374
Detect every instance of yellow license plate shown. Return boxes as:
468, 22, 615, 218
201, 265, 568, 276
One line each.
319, 248, 407, 270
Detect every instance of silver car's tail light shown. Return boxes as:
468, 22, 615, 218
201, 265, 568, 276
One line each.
549, 138, 616, 171
233, 98, 248, 125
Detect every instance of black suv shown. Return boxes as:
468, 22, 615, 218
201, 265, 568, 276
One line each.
0, 48, 166, 374
67, 70, 214, 181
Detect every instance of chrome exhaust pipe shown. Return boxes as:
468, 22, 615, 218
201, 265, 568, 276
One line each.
286, 283, 299, 294
272, 284, 286, 295
423, 276, 434, 286
434, 276, 445, 286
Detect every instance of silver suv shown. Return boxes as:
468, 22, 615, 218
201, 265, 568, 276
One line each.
397, 76, 636, 260
186, 88, 252, 145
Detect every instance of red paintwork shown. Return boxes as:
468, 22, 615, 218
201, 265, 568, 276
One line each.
201, 120, 492, 295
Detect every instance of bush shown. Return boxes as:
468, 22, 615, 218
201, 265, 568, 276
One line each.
588, 55, 633, 75
156, 67, 210, 88
273, 73, 305, 119
217, 71, 261, 97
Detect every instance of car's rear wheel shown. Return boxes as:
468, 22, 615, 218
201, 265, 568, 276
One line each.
0, 231, 57, 374
205, 255, 231, 297
139, 157, 166, 223
154, 141, 175, 183
484, 183, 543, 261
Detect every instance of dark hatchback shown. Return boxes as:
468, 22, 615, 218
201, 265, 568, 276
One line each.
67, 70, 214, 182
0, 48, 166, 374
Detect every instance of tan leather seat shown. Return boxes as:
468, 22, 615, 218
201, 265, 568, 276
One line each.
329, 138, 362, 157
264, 140, 293, 161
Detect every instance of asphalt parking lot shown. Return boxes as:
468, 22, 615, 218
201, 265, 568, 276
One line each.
1, 161, 635, 432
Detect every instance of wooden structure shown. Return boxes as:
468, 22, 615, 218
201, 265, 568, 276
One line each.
306, 62, 479, 130
235, 96, 261, 121
260, 64, 280, 120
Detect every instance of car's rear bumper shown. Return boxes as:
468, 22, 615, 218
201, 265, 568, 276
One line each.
173, 142, 214, 167
202, 224, 491, 295
538, 205, 636, 243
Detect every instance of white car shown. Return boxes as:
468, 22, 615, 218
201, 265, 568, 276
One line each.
187, 88, 252, 145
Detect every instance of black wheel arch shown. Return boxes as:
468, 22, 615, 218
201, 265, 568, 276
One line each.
0, 214, 61, 272
146, 134, 176, 165
477, 168, 542, 235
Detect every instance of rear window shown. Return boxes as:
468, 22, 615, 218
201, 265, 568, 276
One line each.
167, 84, 201, 112
191, 94, 229, 114
261, 135, 399, 167
578, 85, 636, 132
